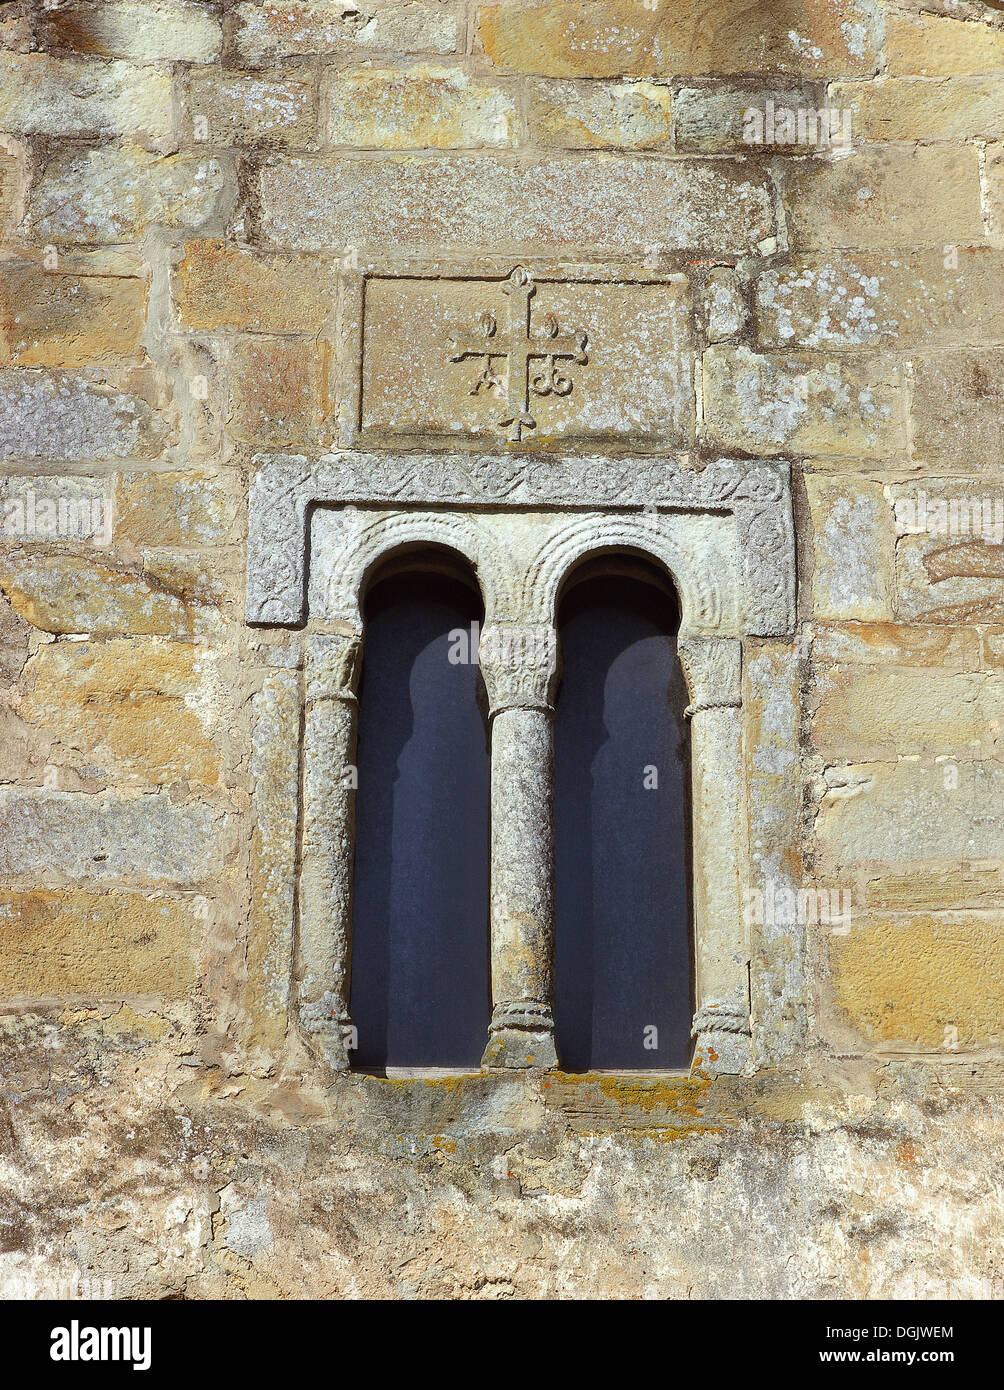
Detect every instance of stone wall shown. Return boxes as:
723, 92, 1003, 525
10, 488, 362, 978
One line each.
1, 0, 1003, 1299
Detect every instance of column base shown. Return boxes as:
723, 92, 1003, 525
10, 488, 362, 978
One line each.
482, 1003, 558, 1070
300, 992, 355, 1073
691, 1001, 752, 1077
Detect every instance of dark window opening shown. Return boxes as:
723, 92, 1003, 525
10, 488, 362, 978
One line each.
350, 555, 491, 1070
554, 559, 693, 1072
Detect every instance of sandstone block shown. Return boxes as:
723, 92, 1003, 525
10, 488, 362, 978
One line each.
0, 889, 200, 1000
756, 250, 1004, 350
674, 81, 828, 153
785, 147, 984, 250
258, 154, 775, 255
0, 261, 148, 367
831, 915, 1004, 1047
0, 554, 196, 636
829, 76, 1004, 142
233, 0, 458, 66
0, 789, 221, 883
525, 79, 672, 149
476, 0, 879, 78
322, 65, 516, 148
186, 70, 316, 147
806, 475, 894, 621
816, 759, 1004, 866
0, 53, 174, 149
813, 668, 1004, 758
702, 346, 905, 459
114, 471, 234, 547
812, 622, 980, 669
31, 146, 231, 245
174, 240, 338, 335
228, 338, 329, 448
37, 0, 222, 62
0, 371, 166, 462
886, 12, 1004, 76
909, 349, 1004, 471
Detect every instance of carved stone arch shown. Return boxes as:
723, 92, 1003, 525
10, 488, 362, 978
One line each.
522, 513, 730, 638
309, 506, 516, 627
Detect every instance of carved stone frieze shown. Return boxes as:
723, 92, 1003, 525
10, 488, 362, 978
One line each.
247, 450, 796, 638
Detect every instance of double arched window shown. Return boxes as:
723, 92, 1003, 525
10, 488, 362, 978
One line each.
348, 548, 692, 1073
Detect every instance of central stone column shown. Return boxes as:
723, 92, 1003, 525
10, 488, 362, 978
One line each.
478, 622, 559, 1069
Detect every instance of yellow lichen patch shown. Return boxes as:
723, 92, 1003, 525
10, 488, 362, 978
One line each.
0, 890, 199, 1001
831, 916, 1004, 1047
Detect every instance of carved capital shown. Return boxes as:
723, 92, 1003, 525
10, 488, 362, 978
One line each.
305, 631, 363, 704
478, 622, 558, 716
677, 637, 742, 717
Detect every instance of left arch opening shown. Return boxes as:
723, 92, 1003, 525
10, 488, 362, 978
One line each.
350, 548, 490, 1070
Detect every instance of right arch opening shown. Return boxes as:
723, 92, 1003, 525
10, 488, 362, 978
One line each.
553, 556, 694, 1072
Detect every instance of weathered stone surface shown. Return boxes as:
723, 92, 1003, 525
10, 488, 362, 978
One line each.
0, 53, 174, 149
233, 0, 459, 66
909, 349, 1004, 470
0, 371, 167, 462
830, 76, 1004, 142
37, 0, 223, 62
322, 65, 516, 148
816, 760, 1004, 866
186, 70, 316, 147
360, 274, 694, 443
228, 338, 330, 448
894, 509, 1004, 626
21, 638, 221, 787
674, 81, 826, 153
831, 916, 1004, 1047
3, 0, 1003, 1306
0, 555, 197, 636
704, 266, 747, 341
988, 141, 1004, 246
0, 260, 148, 367
703, 346, 905, 459
756, 251, 1004, 350
886, 11, 1004, 76
174, 240, 338, 335
525, 78, 672, 148
784, 147, 984, 250
806, 476, 894, 622
0, 138, 30, 235
0, 890, 200, 1000
258, 155, 775, 254
813, 668, 1003, 758
114, 470, 234, 546
744, 642, 806, 1063
31, 146, 232, 244
864, 867, 1004, 912
476, 0, 880, 77
0, 789, 221, 883
812, 621, 980, 669
248, 670, 299, 1048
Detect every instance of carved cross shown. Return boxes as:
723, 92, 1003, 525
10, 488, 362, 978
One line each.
447, 266, 588, 443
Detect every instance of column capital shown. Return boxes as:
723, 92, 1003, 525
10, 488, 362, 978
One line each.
677, 636, 742, 717
305, 630, 363, 704
478, 622, 558, 717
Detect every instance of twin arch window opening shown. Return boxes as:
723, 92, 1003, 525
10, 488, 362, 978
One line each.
349, 548, 693, 1074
